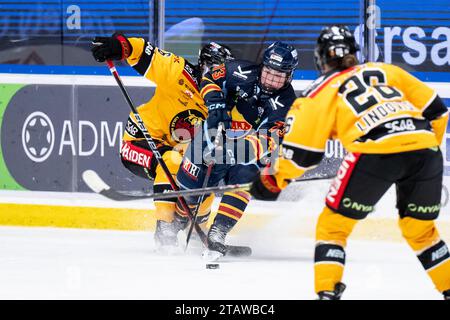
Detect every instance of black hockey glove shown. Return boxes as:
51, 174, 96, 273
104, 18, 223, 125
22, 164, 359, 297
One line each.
206, 102, 231, 130
250, 170, 282, 201
91, 33, 132, 63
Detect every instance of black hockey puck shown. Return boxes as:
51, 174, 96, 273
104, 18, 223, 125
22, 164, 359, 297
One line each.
206, 263, 220, 269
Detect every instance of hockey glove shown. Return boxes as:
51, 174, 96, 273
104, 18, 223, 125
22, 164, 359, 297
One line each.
206, 102, 231, 130
250, 170, 282, 201
91, 33, 132, 63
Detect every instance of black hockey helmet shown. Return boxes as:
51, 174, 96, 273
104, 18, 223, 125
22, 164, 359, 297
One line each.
314, 25, 360, 72
198, 42, 234, 71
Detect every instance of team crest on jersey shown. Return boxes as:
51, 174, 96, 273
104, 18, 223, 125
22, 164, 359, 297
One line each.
170, 110, 204, 142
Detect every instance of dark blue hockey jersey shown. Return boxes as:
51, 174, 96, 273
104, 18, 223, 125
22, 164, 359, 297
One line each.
200, 59, 297, 139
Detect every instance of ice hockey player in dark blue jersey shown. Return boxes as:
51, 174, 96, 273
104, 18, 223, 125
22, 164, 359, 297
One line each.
176, 41, 299, 260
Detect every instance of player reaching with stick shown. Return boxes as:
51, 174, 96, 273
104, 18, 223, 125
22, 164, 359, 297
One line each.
91, 34, 234, 253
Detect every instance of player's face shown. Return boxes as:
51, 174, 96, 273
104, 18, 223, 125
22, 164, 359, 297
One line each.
260, 66, 288, 92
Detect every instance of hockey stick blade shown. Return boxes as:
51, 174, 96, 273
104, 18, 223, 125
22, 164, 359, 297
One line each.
82, 170, 145, 201
289, 174, 336, 183
83, 170, 251, 201
226, 245, 252, 257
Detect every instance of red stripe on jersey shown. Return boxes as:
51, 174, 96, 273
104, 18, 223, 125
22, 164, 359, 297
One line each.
308, 66, 356, 98
234, 191, 251, 202
325, 152, 361, 210
218, 205, 243, 220
182, 69, 199, 91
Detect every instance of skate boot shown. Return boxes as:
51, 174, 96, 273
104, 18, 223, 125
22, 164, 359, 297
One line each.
154, 216, 188, 254
317, 282, 346, 300
202, 223, 229, 262
444, 289, 450, 300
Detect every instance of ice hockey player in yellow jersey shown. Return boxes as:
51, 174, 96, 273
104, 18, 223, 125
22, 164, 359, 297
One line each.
92, 34, 234, 252
250, 26, 450, 300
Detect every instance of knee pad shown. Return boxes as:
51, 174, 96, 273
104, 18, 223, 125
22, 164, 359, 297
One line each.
316, 206, 359, 247
398, 217, 440, 251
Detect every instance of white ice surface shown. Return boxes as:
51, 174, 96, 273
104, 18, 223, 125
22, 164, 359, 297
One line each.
0, 226, 443, 300
0, 178, 448, 300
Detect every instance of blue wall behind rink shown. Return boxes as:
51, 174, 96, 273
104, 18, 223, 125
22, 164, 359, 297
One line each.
0, 81, 449, 194
1, 0, 450, 82
0, 1, 449, 189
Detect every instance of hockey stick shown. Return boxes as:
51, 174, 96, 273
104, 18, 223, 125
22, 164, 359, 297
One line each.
290, 173, 337, 183
83, 169, 336, 202
185, 122, 223, 250
104, 60, 208, 246
82, 170, 250, 201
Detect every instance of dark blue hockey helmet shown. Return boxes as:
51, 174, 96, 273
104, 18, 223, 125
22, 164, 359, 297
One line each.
314, 25, 360, 72
263, 41, 299, 74
261, 41, 298, 93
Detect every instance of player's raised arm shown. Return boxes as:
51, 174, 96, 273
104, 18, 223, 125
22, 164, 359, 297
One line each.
91, 33, 184, 86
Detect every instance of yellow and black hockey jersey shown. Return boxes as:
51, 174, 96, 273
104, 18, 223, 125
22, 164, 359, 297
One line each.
122, 38, 207, 147
274, 62, 449, 188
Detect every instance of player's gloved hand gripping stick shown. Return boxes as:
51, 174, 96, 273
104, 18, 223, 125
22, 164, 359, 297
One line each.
104, 59, 209, 246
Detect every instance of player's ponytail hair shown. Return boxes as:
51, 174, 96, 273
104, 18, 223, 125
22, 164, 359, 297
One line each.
341, 54, 359, 69
327, 54, 359, 71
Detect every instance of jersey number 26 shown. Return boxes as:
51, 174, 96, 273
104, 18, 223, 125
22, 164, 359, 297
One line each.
339, 69, 402, 115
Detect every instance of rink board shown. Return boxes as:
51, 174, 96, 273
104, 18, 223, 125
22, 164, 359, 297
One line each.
0, 181, 449, 242
0, 75, 449, 242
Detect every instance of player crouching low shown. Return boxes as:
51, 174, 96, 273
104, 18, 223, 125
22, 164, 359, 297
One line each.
91, 34, 234, 253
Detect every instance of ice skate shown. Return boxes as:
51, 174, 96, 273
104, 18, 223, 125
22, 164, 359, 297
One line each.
202, 224, 228, 262
154, 218, 187, 255
317, 282, 346, 300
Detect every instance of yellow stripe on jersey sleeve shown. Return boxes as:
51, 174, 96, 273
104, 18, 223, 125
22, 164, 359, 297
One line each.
200, 83, 222, 97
